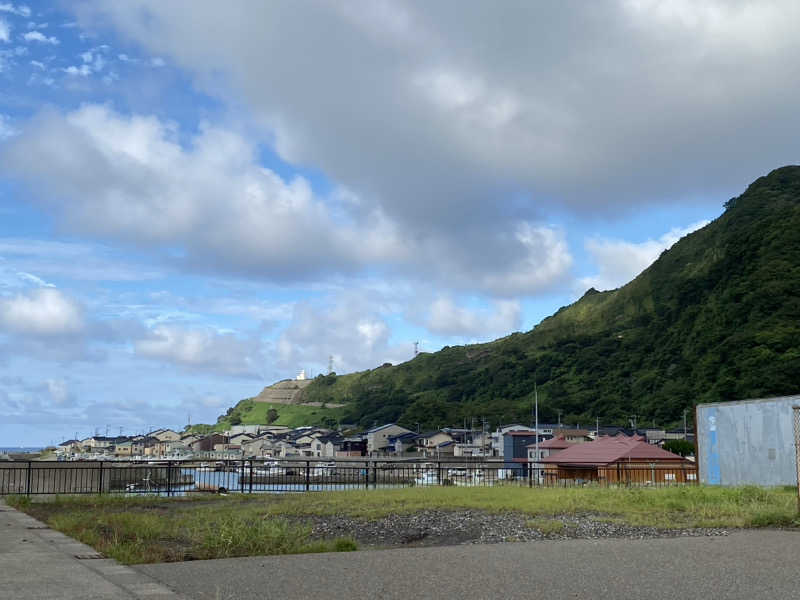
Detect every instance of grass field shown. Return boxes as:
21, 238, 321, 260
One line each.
189, 400, 348, 433
7, 485, 798, 564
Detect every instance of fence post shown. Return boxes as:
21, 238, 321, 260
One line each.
371, 461, 377, 490
166, 461, 172, 497
305, 460, 310, 492
248, 460, 254, 494
97, 461, 104, 495
26, 461, 32, 496
239, 461, 245, 494
792, 406, 800, 514
364, 462, 369, 489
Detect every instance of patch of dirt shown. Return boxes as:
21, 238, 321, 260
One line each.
292, 510, 729, 549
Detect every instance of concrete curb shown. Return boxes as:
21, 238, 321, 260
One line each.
0, 499, 190, 600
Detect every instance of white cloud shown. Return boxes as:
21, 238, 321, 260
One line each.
425, 297, 521, 339
0, 3, 29, 17
63, 64, 91, 76
0, 18, 9, 43
580, 220, 711, 292
73, 0, 800, 224
277, 294, 411, 375
22, 30, 58, 44
135, 324, 263, 377
0, 288, 85, 336
2, 104, 570, 295
29, 58, 43, 68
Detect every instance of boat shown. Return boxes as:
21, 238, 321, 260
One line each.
253, 460, 286, 476
311, 462, 337, 477
414, 470, 439, 485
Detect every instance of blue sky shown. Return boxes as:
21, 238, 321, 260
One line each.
2, 1, 799, 446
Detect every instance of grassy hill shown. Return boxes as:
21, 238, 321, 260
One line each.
188, 398, 347, 433
295, 166, 800, 430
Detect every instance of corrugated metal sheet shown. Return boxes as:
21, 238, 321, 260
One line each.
696, 395, 800, 486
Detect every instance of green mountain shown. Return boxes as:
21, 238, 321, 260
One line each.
297, 166, 800, 430
205, 166, 800, 432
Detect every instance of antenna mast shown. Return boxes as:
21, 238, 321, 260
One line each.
413, 341, 419, 357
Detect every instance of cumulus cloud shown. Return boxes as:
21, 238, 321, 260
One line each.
2, 104, 570, 295
424, 297, 521, 339
0, 288, 85, 336
0, 18, 9, 43
134, 324, 264, 377
580, 220, 710, 291
22, 30, 58, 44
75, 1, 800, 219
0, 3, 30, 18
277, 294, 412, 375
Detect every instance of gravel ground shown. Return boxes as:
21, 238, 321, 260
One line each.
298, 510, 729, 548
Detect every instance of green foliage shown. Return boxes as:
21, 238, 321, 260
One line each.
194, 400, 347, 432
295, 166, 800, 430
663, 439, 695, 457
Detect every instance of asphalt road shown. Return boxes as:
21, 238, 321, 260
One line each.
137, 530, 800, 600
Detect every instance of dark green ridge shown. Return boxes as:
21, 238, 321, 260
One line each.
208, 166, 800, 432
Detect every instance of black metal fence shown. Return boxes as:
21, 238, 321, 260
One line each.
0, 459, 698, 496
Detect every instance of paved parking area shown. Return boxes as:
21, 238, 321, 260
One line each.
138, 528, 800, 600
3, 498, 798, 600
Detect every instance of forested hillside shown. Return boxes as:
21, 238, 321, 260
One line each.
212, 166, 800, 432
296, 166, 800, 430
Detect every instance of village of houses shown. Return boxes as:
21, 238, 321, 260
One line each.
47, 421, 697, 485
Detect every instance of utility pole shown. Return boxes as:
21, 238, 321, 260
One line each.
557, 409, 563, 429
683, 409, 688, 438
596, 416, 599, 438
328, 355, 334, 375
413, 342, 419, 357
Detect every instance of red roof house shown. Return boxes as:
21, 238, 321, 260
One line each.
539, 435, 695, 484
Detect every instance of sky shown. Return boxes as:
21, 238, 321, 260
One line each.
1, 1, 799, 446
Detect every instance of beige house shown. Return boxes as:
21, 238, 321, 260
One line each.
151, 429, 181, 442
365, 424, 413, 454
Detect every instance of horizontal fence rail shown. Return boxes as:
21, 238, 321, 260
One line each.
0, 459, 698, 496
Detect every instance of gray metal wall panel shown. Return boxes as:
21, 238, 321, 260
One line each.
696, 395, 800, 486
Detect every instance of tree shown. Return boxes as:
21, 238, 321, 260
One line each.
266, 408, 279, 424
663, 439, 695, 457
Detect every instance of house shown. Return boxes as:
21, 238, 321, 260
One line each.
57, 439, 82, 455
389, 432, 419, 455
540, 435, 695, 484
527, 433, 593, 474
491, 425, 530, 456
552, 429, 592, 443
364, 424, 413, 455
503, 430, 546, 475
227, 425, 261, 436
149, 429, 181, 442
242, 434, 277, 458
190, 433, 228, 452
336, 437, 367, 457
229, 433, 255, 445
